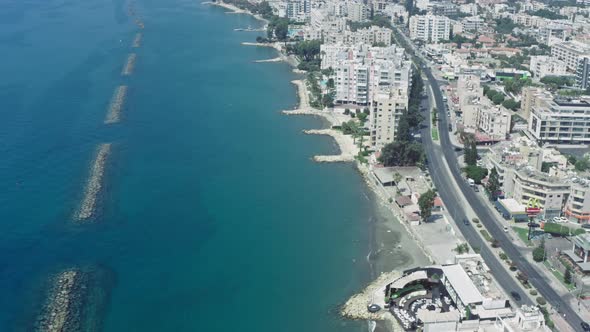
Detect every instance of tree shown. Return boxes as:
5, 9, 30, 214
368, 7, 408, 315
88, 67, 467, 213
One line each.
396, 110, 411, 142
464, 165, 488, 184
502, 98, 520, 110
575, 156, 590, 172
532, 237, 546, 262
486, 167, 501, 201
564, 267, 573, 284
463, 134, 478, 166
379, 141, 424, 167
418, 189, 437, 222
274, 20, 288, 41
492, 93, 505, 105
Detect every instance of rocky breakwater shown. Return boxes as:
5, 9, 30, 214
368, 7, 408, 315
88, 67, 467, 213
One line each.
35, 269, 88, 332
303, 129, 357, 163
132, 32, 142, 48
121, 53, 137, 76
104, 85, 128, 124
341, 270, 402, 331
76, 143, 111, 221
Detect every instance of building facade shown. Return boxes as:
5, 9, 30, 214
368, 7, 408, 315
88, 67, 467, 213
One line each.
409, 14, 451, 43
529, 98, 590, 144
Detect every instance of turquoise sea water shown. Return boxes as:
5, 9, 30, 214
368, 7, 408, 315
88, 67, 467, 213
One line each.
0, 0, 380, 330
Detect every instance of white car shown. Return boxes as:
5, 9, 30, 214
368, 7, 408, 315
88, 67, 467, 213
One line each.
553, 217, 561, 223
560, 217, 569, 223
504, 226, 509, 232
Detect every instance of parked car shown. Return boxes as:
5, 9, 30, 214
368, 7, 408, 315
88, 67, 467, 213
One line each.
504, 226, 509, 232
582, 224, 590, 229
581, 322, 590, 332
560, 217, 569, 223
552, 217, 561, 223
510, 291, 521, 301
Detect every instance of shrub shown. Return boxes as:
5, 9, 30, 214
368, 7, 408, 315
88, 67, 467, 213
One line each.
510, 262, 518, 271
480, 230, 493, 242
491, 239, 500, 248
530, 290, 538, 296
499, 252, 508, 260
472, 218, 480, 223
477, 224, 483, 228
536, 297, 546, 306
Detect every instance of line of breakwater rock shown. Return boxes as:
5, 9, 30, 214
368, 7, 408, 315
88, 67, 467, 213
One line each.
35, 269, 88, 332
253, 57, 282, 63
132, 32, 142, 48
105, 85, 127, 124
76, 143, 111, 221
121, 53, 137, 76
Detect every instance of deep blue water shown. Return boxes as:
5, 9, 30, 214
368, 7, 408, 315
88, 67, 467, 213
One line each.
0, 0, 376, 331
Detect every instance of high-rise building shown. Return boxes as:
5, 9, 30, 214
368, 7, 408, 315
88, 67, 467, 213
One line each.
409, 14, 451, 43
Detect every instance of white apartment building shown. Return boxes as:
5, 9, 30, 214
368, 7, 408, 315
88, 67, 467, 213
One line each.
564, 179, 590, 223
529, 97, 590, 144
323, 26, 392, 46
321, 44, 411, 106
551, 40, 590, 71
475, 106, 512, 141
459, 3, 478, 15
488, 140, 569, 219
537, 24, 570, 46
370, 88, 409, 149
287, 0, 310, 22
529, 56, 567, 80
385, 4, 409, 25
409, 14, 451, 43
461, 16, 484, 32
346, 1, 368, 22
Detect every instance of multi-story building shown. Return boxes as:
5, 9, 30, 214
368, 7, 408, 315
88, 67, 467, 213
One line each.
370, 88, 408, 149
551, 40, 590, 71
537, 24, 570, 46
529, 56, 567, 81
488, 140, 570, 219
321, 44, 411, 106
459, 3, 478, 16
287, 0, 310, 22
409, 14, 451, 43
576, 56, 590, 90
323, 26, 392, 46
521, 86, 552, 121
461, 16, 484, 32
457, 75, 511, 141
346, 1, 368, 22
385, 4, 409, 25
430, 2, 457, 16
529, 97, 590, 144
564, 179, 590, 223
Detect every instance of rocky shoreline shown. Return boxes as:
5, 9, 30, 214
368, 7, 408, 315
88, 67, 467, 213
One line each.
35, 269, 88, 332
105, 85, 127, 124
121, 53, 137, 76
76, 143, 111, 221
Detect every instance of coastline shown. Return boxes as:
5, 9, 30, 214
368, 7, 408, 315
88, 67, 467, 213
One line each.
205, 1, 433, 329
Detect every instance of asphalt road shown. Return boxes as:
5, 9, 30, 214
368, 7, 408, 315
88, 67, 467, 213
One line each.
390, 25, 585, 330
418, 57, 585, 330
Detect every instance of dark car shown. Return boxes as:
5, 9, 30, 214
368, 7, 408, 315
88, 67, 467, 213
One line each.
583, 224, 590, 229
510, 291, 521, 301
582, 322, 590, 331
463, 219, 470, 226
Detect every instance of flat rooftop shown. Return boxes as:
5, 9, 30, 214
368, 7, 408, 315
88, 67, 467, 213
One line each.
441, 264, 485, 305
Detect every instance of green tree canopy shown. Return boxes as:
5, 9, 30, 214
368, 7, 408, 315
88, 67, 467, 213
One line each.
486, 167, 501, 200
418, 189, 437, 222
464, 165, 488, 184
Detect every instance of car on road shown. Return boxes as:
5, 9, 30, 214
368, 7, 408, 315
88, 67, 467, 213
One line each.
582, 322, 590, 331
553, 217, 561, 223
504, 226, 509, 232
582, 224, 590, 229
463, 219, 470, 226
510, 291, 521, 301
474, 186, 479, 192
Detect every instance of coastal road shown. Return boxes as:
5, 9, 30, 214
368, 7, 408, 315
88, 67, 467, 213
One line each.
410, 44, 586, 330
389, 23, 585, 329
